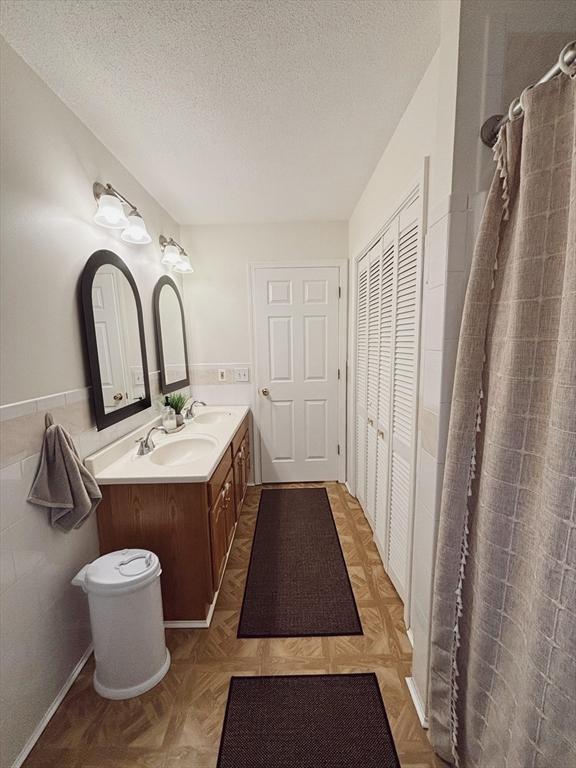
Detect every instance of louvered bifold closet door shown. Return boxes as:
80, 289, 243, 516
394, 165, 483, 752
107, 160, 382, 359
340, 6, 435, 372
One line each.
387, 197, 422, 602
355, 254, 369, 508
365, 242, 382, 527
374, 227, 396, 561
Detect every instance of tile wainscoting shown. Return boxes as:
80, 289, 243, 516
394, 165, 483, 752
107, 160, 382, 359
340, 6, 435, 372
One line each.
0, 373, 190, 768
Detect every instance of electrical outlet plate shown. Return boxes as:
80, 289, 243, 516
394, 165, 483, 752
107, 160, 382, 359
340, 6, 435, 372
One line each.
217, 368, 227, 382
234, 367, 250, 382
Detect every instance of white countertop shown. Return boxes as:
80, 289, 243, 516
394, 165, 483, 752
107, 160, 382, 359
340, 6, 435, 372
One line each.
85, 405, 249, 485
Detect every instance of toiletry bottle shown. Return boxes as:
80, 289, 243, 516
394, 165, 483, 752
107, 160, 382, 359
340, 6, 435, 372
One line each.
163, 406, 176, 431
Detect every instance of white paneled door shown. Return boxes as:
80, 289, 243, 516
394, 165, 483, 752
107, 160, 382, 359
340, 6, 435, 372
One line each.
254, 266, 341, 482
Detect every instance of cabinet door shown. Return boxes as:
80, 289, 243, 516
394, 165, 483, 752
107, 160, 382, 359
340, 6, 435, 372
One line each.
233, 449, 243, 519
241, 435, 250, 501
222, 471, 235, 547
209, 492, 227, 589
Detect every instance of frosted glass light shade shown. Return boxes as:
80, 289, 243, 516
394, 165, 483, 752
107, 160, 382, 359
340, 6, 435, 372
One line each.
94, 194, 128, 229
173, 255, 194, 273
121, 212, 152, 244
161, 243, 181, 265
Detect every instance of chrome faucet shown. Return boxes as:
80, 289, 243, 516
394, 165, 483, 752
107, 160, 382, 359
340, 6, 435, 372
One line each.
183, 399, 206, 420
135, 425, 169, 456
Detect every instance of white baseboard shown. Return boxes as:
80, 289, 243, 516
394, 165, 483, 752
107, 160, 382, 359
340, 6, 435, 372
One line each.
405, 676, 428, 729
12, 644, 93, 768
406, 627, 414, 648
344, 481, 353, 496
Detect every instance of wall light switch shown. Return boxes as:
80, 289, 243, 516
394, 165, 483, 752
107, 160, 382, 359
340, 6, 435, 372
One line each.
234, 367, 250, 383
217, 368, 227, 382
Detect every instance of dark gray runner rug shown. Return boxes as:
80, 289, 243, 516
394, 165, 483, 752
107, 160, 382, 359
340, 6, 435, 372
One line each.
217, 674, 400, 768
237, 487, 362, 637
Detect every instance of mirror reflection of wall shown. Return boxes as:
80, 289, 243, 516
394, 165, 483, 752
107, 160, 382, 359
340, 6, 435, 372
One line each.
159, 285, 186, 384
153, 276, 190, 393
82, 251, 151, 430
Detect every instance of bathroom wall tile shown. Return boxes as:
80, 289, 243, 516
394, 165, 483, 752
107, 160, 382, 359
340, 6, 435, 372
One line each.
425, 216, 449, 289
419, 408, 439, 458
440, 338, 460, 405
36, 392, 67, 413
427, 192, 469, 230
437, 402, 452, 465
445, 211, 469, 273
21, 452, 41, 489
0, 461, 23, 531
0, 528, 17, 593
410, 612, 432, 706
422, 351, 443, 412
51, 398, 93, 436
444, 270, 468, 341
65, 387, 91, 406
0, 409, 46, 468
416, 448, 440, 514
9, 503, 51, 581
0, 566, 43, 647
422, 284, 445, 352
410, 502, 437, 627
0, 399, 37, 423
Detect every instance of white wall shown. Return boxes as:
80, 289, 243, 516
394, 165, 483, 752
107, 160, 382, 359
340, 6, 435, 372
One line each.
179, 222, 347, 406
0, 39, 184, 768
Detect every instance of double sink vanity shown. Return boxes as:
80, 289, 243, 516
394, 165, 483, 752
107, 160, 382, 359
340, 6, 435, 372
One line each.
79, 248, 252, 626
86, 406, 251, 626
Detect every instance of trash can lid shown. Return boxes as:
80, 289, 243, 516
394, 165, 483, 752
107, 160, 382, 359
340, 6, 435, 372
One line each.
83, 549, 161, 595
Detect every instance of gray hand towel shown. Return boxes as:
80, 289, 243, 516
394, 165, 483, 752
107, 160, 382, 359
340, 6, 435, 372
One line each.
27, 413, 102, 531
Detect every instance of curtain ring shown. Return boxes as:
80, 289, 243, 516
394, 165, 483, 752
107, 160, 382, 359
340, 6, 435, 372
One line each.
519, 85, 533, 114
508, 97, 522, 122
558, 41, 576, 78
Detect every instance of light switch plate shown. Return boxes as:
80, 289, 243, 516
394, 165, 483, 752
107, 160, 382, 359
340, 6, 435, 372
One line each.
234, 367, 250, 382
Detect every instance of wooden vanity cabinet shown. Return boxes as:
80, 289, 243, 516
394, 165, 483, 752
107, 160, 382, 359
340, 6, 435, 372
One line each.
96, 412, 251, 623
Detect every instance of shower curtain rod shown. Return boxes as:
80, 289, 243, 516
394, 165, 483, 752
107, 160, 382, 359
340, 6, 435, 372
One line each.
480, 40, 576, 147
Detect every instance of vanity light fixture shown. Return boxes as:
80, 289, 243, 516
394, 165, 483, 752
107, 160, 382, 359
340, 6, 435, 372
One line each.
93, 182, 152, 244
159, 235, 194, 273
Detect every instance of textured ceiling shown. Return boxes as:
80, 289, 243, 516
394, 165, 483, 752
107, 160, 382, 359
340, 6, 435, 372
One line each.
0, 0, 440, 224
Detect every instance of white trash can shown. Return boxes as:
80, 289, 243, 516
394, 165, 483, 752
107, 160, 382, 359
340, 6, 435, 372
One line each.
72, 548, 170, 700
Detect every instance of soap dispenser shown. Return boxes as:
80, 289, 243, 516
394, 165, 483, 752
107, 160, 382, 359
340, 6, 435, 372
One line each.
162, 397, 176, 431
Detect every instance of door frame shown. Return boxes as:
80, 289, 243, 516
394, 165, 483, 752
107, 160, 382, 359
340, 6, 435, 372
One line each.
249, 260, 349, 486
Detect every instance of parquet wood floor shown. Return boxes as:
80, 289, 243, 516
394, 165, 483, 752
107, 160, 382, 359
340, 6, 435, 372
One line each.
23, 483, 443, 767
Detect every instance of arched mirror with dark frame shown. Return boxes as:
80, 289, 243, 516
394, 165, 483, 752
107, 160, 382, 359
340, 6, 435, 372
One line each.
153, 275, 190, 394
81, 250, 151, 431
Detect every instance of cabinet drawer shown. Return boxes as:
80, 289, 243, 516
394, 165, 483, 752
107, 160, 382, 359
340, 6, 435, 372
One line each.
232, 414, 250, 456
208, 446, 233, 508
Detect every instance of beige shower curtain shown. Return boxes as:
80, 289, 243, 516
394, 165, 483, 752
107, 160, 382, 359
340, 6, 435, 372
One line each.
429, 74, 575, 767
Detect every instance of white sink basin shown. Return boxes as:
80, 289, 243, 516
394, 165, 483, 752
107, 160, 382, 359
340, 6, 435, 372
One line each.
149, 437, 217, 466
193, 411, 232, 425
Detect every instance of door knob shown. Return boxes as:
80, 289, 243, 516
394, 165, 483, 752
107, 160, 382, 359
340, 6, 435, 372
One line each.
261, 388, 270, 396
113, 392, 124, 401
